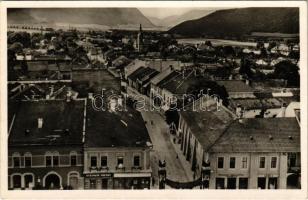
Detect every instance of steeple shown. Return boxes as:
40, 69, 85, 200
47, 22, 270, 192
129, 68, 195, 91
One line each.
139, 24, 142, 33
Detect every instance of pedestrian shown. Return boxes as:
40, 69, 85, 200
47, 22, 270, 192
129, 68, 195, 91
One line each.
176, 154, 178, 159
151, 120, 153, 125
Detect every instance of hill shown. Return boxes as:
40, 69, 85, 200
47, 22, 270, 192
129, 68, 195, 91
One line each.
8, 8, 155, 28
168, 8, 299, 37
148, 9, 215, 28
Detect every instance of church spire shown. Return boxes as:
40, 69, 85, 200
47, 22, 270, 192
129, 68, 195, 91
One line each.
139, 24, 142, 32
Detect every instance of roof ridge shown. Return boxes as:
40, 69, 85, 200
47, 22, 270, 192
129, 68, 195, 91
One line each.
206, 119, 237, 152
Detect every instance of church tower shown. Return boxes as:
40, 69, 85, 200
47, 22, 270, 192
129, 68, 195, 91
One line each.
136, 24, 143, 52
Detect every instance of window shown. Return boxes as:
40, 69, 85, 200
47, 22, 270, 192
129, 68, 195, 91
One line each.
24, 156, 32, 167
288, 153, 297, 167
13, 157, 20, 168
229, 157, 236, 169
133, 156, 140, 167
217, 157, 224, 168
12, 175, 21, 188
117, 157, 124, 165
227, 178, 236, 189
258, 177, 266, 189
90, 179, 96, 189
259, 157, 266, 168
242, 157, 248, 168
90, 156, 97, 167
46, 156, 52, 167
239, 178, 248, 189
101, 156, 107, 167
53, 156, 59, 166
216, 178, 225, 189
71, 155, 77, 166
24, 174, 33, 188
271, 157, 277, 168
268, 177, 278, 189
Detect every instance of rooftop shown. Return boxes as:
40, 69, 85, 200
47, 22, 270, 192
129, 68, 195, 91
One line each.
8, 100, 85, 146
209, 117, 300, 153
180, 97, 235, 151
85, 101, 151, 148
127, 67, 159, 84
216, 80, 254, 93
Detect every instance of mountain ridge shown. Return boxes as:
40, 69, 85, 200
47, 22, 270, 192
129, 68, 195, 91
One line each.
169, 7, 299, 37
8, 8, 155, 28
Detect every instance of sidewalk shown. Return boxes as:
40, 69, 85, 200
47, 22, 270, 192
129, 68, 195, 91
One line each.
167, 133, 194, 182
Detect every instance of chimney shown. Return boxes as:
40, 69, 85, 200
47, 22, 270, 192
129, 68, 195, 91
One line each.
236, 104, 243, 118
38, 118, 43, 129
66, 91, 71, 102
229, 74, 233, 80
245, 79, 250, 85
88, 93, 93, 100
281, 103, 287, 117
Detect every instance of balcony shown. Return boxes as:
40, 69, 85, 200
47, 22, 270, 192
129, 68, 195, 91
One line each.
288, 166, 301, 173
131, 166, 142, 170
116, 164, 125, 171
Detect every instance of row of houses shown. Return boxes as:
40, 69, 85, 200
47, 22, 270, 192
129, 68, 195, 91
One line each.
8, 94, 153, 190
120, 59, 301, 189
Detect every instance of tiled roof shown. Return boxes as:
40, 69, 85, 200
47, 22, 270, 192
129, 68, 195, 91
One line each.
8, 100, 85, 146
180, 98, 235, 151
85, 102, 151, 148
209, 117, 300, 153
216, 80, 254, 93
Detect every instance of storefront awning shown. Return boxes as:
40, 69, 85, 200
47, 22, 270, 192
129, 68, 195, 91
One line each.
114, 173, 151, 178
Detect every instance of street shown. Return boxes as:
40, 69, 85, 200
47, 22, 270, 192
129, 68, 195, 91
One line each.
141, 110, 194, 189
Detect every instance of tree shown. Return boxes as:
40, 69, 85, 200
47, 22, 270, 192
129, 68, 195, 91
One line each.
239, 58, 253, 78
273, 60, 299, 87
8, 32, 31, 47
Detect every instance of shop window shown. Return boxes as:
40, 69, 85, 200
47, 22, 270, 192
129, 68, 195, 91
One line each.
216, 178, 225, 189
259, 157, 266, 168
90, 179, 96, 189
268, 177, 278, 189
227, 178, 236, 189
258, 177, 266, 189
101, 156, 107, 167
133, 156, 140, 167
271, 157, 277, 168
239, 178, 248, 189
229, 157, 236, 169
217, 157, 224, 169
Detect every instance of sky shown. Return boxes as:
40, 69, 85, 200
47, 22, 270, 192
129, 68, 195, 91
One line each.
139, 8, 217, 19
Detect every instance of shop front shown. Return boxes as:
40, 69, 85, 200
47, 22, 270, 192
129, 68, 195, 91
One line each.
84, 173, 113, 189
113, 173, 151, 189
